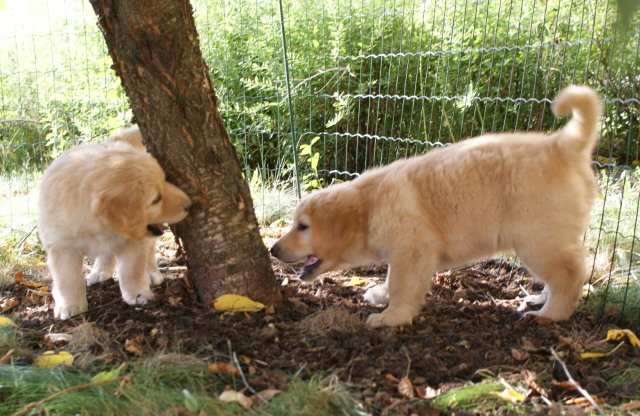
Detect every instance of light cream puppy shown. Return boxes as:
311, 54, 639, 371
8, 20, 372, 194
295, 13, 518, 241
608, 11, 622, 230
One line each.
39, 126, 191, 319
271, 85, 601, 328
86, 126, 165, 288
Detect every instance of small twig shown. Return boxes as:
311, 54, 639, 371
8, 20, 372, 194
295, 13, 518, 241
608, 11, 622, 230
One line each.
10, 375, 132, 416
401, 345, 412, 378
232, 352, 267, 404
549, 348, 605, 415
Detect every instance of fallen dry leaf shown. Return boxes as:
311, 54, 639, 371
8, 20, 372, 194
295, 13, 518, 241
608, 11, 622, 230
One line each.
124, 339, 142, 355
219, 389, 252, 409
551, 380, 579, 390
14, 272, 43, 289
0, 349, 15, 364
253, 389, 281, 402
44, 333, 73, 344
0, 297, 19, 312
511, 348, 529, 361
620, 400, 640, 411
209, 362, 241, 376
522, 369, 548, 398
397, 377, 415, 399
385, 373, 399, 382
415, 386, 439, 400
566, 396, 605, 407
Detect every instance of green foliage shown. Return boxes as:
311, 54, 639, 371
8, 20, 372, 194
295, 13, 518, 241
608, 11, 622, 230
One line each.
0, 362, 364, 416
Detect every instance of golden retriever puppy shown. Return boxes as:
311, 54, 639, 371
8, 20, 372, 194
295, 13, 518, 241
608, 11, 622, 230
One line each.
271, 85, 601, 327
39, 126, 191, 319
86, 126, 165, 288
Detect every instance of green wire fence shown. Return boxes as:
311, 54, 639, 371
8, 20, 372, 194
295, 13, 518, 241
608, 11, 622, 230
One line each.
1, 0, 640, 327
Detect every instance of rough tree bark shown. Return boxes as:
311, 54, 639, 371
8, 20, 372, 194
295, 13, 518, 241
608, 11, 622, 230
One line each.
88, 0, 282, 305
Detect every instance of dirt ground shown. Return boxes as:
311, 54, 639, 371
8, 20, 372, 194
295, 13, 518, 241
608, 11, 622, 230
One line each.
4, 249, 640, 415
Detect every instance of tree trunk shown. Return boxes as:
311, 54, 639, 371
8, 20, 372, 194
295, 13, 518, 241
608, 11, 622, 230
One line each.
89, 0, 282, 305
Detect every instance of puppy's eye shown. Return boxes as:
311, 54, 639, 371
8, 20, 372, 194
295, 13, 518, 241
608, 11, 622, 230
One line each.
152, 194, 163, 205
297, 223, 309, 231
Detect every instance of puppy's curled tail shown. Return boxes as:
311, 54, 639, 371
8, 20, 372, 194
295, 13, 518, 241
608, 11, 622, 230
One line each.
551, 85, 601, 157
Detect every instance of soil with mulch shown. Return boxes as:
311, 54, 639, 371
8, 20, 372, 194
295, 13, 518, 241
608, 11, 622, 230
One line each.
4, 255, 640, 415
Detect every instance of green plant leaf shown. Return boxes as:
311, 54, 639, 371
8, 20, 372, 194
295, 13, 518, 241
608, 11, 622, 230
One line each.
183, 389, 199, 411
92, 363, 126, 383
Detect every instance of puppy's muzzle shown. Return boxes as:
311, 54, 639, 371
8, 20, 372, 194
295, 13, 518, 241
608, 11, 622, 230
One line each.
270, 244, 280, 258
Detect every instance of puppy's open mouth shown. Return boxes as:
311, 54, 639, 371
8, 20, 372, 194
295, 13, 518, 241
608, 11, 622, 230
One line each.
299, 255, 323, 279
147, 224, 164, 236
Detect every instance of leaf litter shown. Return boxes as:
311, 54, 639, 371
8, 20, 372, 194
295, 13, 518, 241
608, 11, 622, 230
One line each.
1, 256, 639, 414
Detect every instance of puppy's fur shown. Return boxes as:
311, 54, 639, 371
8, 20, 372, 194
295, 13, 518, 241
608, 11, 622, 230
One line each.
271, 86, 601, 327
86, 127, 167, 289
39, 126, 191, 319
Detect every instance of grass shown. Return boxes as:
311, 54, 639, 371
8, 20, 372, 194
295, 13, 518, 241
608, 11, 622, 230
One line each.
0, 350, 366, 416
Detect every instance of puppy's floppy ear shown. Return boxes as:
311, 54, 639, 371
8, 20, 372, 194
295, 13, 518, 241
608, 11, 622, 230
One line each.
93, 186, 148, 241
310, 187, 365, 255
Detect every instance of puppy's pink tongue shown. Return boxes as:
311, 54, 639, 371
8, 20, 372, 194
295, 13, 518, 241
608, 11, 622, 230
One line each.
299, 255, 321, 278
303, 255, 319, 267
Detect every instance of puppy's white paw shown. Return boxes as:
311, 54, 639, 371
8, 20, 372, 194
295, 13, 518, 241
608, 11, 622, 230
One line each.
86, 271, 111, 286
521, 305, 573, 322
517, 292, 547, 312
54, 300, 88, 320
366, 309, 413, 328
364, 284, 389, 305
121, 289, 155, 306
148, 270, 164, 286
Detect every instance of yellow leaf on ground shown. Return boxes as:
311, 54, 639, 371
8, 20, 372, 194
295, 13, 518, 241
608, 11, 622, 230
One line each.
213, 294, 264, 312
580, 352, 607, 359
490, 389, 525, 403
0, 317, 16, 327
34, 351, 74, 369
346, 276, 369, 286
15, 272, 43, 288
605, 329, 640, 346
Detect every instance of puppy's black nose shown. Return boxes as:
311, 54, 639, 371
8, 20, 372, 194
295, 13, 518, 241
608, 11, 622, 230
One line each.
270, 244, 279, 257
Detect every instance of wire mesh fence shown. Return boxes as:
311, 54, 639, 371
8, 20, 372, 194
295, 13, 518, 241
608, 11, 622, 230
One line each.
1, 0, 639, 327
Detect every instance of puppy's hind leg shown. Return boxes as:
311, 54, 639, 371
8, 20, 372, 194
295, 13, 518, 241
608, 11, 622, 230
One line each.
48, 247, 88, 319
517, 243, 587, 321
115, 239, 155, 305
366, 253, 435, 327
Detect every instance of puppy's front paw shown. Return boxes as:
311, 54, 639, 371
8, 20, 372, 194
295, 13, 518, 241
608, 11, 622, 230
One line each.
86, 271, 110, 286
364, 284, 389, 305
148, 270, 164, 286
366, 309, 413, 328
54, 300, 88, 320
121, 289, 155, 306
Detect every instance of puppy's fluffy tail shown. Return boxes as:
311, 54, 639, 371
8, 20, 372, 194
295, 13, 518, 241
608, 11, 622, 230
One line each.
551, 85, 601, 157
